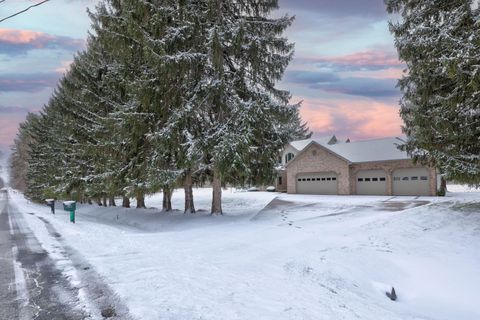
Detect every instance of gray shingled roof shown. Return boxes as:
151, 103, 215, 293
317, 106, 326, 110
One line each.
289, 136, 410, 163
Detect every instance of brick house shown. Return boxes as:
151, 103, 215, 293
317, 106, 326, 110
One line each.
276, 136, 439, 196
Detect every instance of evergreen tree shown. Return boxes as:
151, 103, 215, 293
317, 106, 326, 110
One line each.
180, 0, 304, 214
9, 113, 39, 192
386, 0, 480, 185
16, 0, 309, 214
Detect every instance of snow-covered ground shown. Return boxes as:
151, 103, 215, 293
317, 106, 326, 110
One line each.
0, 150, 8, 187
7, 186, 480, 320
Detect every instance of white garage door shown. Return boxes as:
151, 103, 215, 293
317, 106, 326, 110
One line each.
393, 168, 431, 196
356, 169, 387, 195
296, 172, 338, 195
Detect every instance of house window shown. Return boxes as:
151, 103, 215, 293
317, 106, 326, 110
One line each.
278, 177, 282, 185
322, 178, 326, 181
332, 177, 337, 181
380, 177, 386, 181
420, 176, 428, 181
372, 177, 378, 182
302, 178, 306, 181
365, 178, 371, 182
327, 177, 331, 181
317, 178, 321, 181
358, 178, 364, 182
307, 178, 311, 181
402, 177, 409, 181
297, 178, 301, 182
285, 152, 295, 163
411, 176, 418, 181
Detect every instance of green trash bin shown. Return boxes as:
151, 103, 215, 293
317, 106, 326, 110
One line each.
63, 201, 77, 223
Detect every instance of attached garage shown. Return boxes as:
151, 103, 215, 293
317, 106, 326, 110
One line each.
393, 168, 430, 196
296, 172, 338, 195
356, 169, 387, 195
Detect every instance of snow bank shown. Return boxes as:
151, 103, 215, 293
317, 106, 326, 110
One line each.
10, 187, 480, 320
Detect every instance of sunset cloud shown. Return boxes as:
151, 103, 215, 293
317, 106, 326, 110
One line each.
0, 105, 31, 114
0, 0, 403, 148
0, 113, 27, 147
285, 71, 400, 98
280, 0, 387, 19
0, 72, 60, 92
297, 50, 403, 72
0, 28, 84, 56
299, 98, 403, 140
312, 77, 399, 98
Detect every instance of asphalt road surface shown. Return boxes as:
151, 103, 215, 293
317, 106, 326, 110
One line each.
0, 189, 132, 320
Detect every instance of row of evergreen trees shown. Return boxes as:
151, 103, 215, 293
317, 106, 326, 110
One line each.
9, 0, 310, 213
386, 0, 480, 185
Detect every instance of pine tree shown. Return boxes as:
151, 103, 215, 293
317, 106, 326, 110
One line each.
177, 0, 303, 214
9, 113, 39, 192
386, 0, 480, 185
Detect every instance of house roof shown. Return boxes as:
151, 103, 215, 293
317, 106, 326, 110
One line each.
290, 135, 340, 151
287, 136, 409, 164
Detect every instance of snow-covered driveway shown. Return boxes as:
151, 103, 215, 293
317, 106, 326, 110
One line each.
8, 188, 480, 320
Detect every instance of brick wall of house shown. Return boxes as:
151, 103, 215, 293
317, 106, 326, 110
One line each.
276, 170, 288, 192
286, 144, 350, 194
349, 160, 437, 196
285, 143, 437, 196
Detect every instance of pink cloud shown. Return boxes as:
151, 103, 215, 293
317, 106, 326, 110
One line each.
318, 50, 402, 68
0, 114, 27, 147
343, 67, 405, 80
295, 49, 403, 72
0, 28, 84, 55
0, 28, 52, 45
298, 97, 403, 140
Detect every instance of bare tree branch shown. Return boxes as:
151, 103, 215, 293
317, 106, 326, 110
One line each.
0, 0, 50, 23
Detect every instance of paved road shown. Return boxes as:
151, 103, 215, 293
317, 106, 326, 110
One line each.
0, 190, 87, 319
0, 190, 132, 320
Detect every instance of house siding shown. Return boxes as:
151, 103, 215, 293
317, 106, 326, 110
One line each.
349, 160, 437, 196
282, 145, 300, 166
276, 170, 288, 192
285, 143, 437, 196
286, 144, 350, 194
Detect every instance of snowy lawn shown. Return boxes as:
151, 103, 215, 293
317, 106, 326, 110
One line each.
8, 186, 480, 320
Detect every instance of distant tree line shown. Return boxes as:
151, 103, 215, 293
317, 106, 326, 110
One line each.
9, 0, 310, 213
386, 0, 480, 186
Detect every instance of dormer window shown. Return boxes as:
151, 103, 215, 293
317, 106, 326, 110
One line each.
285, 152, 295, 163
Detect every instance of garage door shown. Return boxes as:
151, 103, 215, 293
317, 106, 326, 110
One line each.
356, 169, 387, 195
296, 172, 337, 195
393, 168, 430, 196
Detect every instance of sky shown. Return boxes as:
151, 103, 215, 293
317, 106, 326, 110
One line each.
0, 0, 404, 148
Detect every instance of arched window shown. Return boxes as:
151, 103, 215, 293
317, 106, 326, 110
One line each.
285, 152, 295, 163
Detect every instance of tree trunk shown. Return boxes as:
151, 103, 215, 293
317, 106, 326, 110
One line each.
136, 192, 146, 209
122, 196, 130, 208
162, 188, 172, 212
88, 198, 93, 205
211, 168, 222, 215
97, 198, 102, 206
102, 196, 107, 207
109, 196, 116, 207
439, 176, 447, 196
184, 171, 195, 214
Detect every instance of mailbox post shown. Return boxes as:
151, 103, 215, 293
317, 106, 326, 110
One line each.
45, 199, 55, 214
63, 201, 77, 223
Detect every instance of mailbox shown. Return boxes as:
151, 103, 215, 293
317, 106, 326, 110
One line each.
63, 201, 77, 223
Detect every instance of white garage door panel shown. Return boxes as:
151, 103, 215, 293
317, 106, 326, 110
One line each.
393, 168, 430, 196
356, 169, 387, 195
296, 172, 337, 195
